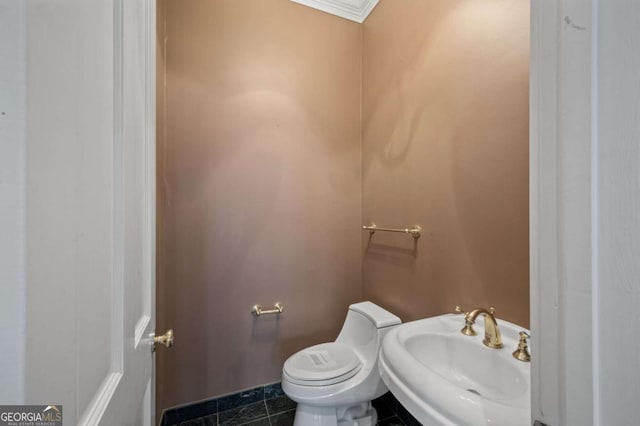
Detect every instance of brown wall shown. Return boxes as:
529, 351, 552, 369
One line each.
156, 0, 363, 412
361, 0, 530, 326
157, 0, 530, 415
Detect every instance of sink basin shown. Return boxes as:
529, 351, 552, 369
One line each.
379, 314, 530, 425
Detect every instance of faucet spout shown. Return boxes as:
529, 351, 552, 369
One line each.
463, 307, 503, 349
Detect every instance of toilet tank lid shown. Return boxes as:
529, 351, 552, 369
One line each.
349, 301, 401, 328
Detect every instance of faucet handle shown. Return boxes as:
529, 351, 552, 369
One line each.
456, 306, 478, 336
512, 331, 531, 362
456, 306, 496, 315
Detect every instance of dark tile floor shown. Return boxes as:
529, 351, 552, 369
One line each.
171, 399, 296, 426
377, 417, 406, 426
372, 391, 417, 426
163, 383, 296, 426
171, 403, 407, 426
163, 384, 419, 426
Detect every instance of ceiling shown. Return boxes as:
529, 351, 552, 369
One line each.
290, 0, 379, 23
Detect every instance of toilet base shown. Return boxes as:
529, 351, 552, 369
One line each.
293, 402, 378, 426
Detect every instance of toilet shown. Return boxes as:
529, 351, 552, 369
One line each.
281, 301, 401, 426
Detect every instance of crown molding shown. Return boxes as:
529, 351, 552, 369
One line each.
290, 0, 379, 23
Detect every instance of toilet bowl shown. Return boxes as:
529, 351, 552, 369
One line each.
282, 301, 401, 426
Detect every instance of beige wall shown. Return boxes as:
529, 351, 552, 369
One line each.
156, 0, 363, 412
361, 0, 530, 326
157, 0, 530, 414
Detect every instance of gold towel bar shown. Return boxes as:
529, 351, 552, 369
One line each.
252, 302, 284, 316
362, 223, 421, 239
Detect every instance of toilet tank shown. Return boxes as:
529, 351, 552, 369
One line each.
335, 302, 401, 362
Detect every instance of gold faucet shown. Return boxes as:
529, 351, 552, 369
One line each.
455, 306, 503, 349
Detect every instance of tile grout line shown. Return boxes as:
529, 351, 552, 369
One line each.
264, 400, 272, 426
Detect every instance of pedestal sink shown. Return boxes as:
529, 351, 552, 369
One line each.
379, 314, 530, 425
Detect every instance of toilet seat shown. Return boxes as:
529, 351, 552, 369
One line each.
283, 342, 363, 386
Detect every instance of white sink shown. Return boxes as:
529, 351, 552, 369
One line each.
379, 314, 530, 425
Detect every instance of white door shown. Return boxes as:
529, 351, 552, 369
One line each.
22, 0, 160, 425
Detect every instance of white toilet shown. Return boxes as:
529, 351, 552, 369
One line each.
281, 301, 401, 426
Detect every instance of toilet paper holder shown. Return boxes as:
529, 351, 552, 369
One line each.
252, 302, 284, 316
